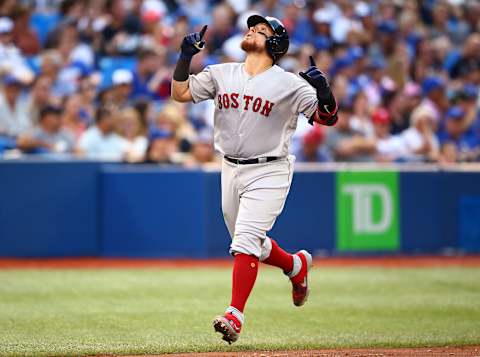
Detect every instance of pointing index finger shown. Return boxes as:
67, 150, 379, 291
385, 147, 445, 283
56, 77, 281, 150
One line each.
309, 55, 316, 67
199, 25, 208, 40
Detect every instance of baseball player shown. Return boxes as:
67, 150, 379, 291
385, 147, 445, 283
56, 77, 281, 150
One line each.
171, 15, 338, 344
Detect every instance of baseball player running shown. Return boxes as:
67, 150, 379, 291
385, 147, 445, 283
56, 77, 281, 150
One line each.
171, 15, 338, 344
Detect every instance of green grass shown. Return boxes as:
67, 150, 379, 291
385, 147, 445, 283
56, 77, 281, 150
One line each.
0, 266, 479, 356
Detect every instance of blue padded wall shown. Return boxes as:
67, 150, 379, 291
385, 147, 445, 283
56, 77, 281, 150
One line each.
0, 162, 100, 257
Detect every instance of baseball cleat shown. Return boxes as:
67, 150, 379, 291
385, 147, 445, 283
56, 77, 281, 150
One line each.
212, 312, 242, 344
290, 250, 313, 306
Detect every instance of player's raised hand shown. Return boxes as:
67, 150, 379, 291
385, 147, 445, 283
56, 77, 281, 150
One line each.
180, 25, 208, 60
299, 56, 331, 98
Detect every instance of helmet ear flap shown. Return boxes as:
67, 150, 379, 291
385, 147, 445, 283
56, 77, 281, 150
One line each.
265, 33, 289, 63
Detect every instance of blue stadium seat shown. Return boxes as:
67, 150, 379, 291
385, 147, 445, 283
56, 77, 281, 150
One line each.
25, 56, 41, 74
0, 136, 16, 153
30, 12, 61, 46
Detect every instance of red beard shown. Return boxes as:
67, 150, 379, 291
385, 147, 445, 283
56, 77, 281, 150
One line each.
240, 39, 263, 53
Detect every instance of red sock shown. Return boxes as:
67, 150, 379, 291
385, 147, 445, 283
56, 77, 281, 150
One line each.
262, 238, 294, 273
230, 253, 259, 313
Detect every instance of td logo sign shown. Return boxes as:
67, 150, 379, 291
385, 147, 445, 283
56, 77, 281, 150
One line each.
336, 171, 399, 251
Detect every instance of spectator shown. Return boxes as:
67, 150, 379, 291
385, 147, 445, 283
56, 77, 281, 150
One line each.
77, 74, 100, 125
418, 76, 449, 123
145, 127, 177, 164
439, 141, 458, 164
0, 73, 31, 137
58, 0, 86, 23
61, 93, 87, 141
131, 49, 166, 100
175, 0, 208, 27
430, 35, 452, 75
17, 105, 75, 154
350, 91, 374, 138
330, 73, 350, 108
388, 82, 422, 134
97, 86, 114, 107
294, 125, 329, 163
0, 16, 33, 80
101, 0, 143, 56
362, 57, 390, 108
0, 0, 15, 17
324, 106, 376, 162
26, 75, 53, 125
371, 108, 399, 162
430, 2, 469, 44
0, 0, 479, 165
379, 105, 440, 162
281, 3, 307, 44
464, 2, 480, 33
153, 102, 196, 152
183, 128, 218, 167
139, 0, 169, 55
110, 69, 133, 109
167, 15, 189, 64
50, 21, 94, 96
133, 98, 152, 130
38, 50, 62, 91
310, 8, 334, 51
10, 4, 40, 56
372, 108, 391, 140
76, 1, 110, 54
438, 106, 480, 162
77, 106, 128, 160
354, 1, 375, 44
204, 3, 236, 54
449, 33, 480, 83
330, 1, 362, 44
116, 107, 148, 162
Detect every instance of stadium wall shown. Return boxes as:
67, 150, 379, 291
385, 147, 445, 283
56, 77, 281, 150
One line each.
0, 162, 479, 257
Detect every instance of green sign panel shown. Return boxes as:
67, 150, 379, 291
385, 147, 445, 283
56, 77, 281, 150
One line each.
336, 171, 399, 251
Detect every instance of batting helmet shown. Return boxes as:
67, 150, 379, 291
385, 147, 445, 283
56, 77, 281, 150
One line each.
247, 15, 289, 63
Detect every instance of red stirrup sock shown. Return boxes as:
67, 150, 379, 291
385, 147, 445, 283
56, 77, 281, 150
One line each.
262, 238, 294, 273
230, 253, 259, 312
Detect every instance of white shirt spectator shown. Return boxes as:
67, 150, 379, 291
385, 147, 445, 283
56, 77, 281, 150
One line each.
0, 91, 31, 137
377, 135, 408, 157
331, 14, 362, 44
401, 126, 439, 158
0, 44, 33, 79
377, 106, 440, 161
126, 136, 148, 159
0, 18, 34, 81
78, 126, 129, 161
350, 115, 375, 138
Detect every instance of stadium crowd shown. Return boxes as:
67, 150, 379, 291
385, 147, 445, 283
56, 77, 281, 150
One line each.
0, 0, 479, 165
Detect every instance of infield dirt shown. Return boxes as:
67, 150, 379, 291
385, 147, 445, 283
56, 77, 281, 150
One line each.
1, 255, 480, 269
112, 345, 480, 356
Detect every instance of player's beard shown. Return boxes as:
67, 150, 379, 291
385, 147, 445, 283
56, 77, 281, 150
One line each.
240, 39, 264, 53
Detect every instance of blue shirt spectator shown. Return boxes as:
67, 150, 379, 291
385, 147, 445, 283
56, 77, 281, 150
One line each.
438, 107, 480, 153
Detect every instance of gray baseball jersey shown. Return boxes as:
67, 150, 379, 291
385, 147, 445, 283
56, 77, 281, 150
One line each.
189, 63, 318, 159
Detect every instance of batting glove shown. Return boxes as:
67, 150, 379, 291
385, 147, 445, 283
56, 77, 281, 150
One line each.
299, 56, 331, 99
300, 56, 338, 126
180, 25, 207, 60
